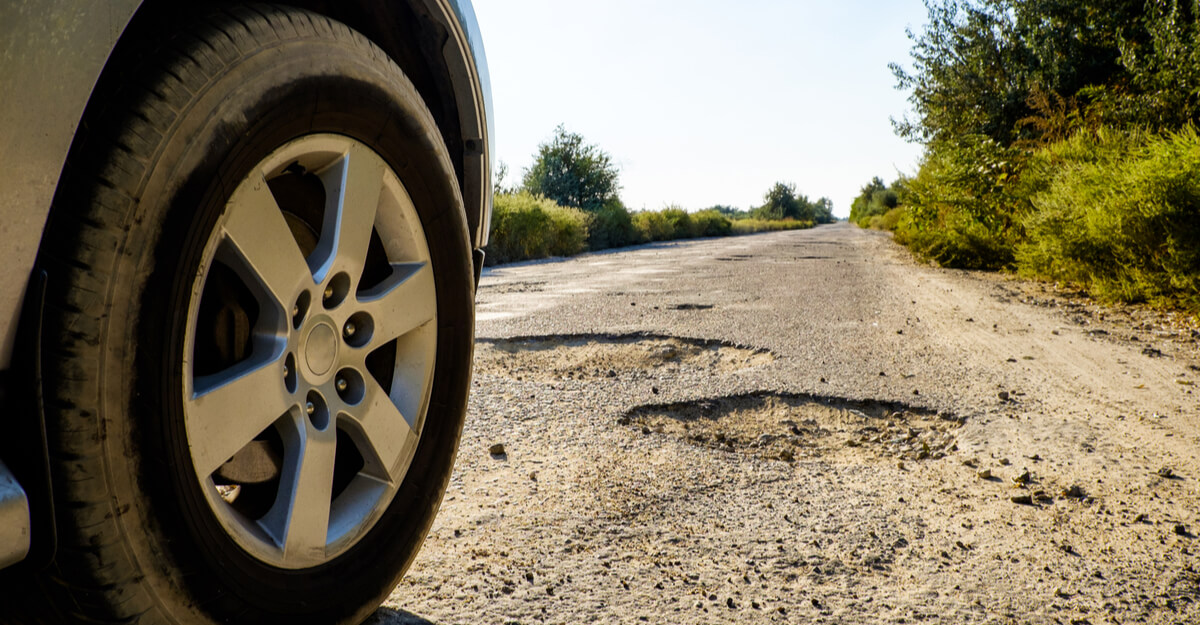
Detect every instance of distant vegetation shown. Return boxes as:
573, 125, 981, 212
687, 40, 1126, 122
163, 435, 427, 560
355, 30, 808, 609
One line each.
486, 126, 834, 266
857, 0, 1200, 312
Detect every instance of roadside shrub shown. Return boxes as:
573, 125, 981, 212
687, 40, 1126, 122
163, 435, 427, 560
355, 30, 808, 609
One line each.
1018, 127, 1200, 308
894, 134, 1031, 269
730, 218, 813, 235
868, 206, 905, 231
588, 198, 638, 250
632, 210, 674, 242
660, 206, 695, 238
691, 209, 733, 237
485, 192, 588, 265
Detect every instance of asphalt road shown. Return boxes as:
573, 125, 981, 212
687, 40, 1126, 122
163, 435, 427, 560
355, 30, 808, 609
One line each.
376, 223, 1200, 624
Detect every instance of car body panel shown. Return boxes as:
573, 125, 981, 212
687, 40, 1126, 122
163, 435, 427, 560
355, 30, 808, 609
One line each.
0, 0, 141, 373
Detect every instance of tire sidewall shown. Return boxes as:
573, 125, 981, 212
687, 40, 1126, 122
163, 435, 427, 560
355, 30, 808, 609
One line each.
98, 31, 472, 624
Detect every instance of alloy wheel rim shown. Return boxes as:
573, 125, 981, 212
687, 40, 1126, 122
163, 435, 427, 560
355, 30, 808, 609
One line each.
182, 134, 437, 569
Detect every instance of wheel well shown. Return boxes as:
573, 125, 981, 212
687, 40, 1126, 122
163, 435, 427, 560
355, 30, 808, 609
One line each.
109, 0, 467, 191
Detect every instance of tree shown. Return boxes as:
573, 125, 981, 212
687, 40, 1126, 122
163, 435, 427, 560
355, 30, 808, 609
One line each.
892, 0, 1146, 146
850, 177, 888, 224
754, 182, 814, 221
812, 197, 836, 224
522, 125, 620, 212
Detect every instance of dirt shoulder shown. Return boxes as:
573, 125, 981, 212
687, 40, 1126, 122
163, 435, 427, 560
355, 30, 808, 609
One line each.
375, 224, 1200, 625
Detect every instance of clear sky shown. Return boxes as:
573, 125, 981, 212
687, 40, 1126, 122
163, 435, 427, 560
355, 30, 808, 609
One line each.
472, 0, 930, 218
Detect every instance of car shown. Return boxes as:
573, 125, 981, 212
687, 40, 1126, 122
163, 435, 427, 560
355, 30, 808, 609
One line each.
0, 1, 491, 623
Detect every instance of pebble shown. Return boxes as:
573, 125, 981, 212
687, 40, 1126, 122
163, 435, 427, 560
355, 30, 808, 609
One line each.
488, 443, 506, 456
1175, 524, 1190, 536
977, 469, 993, 479
1157, 467, 1175, 478
998, 391, 1011, 401
1011, 494, 1034, 505
1012, 469, 1031, 485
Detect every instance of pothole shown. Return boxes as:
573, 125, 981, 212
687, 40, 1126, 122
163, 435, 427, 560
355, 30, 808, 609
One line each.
478, 281, 545, 295
620, 392, 963, 464
475, 333, 775, 381
669, 303, 714, 311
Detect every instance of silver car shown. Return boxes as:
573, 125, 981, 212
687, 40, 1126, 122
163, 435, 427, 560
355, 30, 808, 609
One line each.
0, 1, 491, 623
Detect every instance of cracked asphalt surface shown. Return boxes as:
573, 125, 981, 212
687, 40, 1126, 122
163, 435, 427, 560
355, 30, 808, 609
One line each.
372, 223, 1200, 624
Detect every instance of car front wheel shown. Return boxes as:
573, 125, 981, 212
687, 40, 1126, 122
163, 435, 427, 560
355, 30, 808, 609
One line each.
27, 6, 473, 624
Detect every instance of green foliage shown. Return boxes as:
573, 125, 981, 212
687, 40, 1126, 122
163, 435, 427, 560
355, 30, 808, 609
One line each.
485, 192, 589, 265
660, 206, 696, 239
709, 205, 751, 219
869, 207, 906, 231
890, 134, 1033, 269
753, 182, 812, 221
887, 0, 1200, 312
811, 197, 836, 224
1018, 127, 1200, 307
850, 176, 906, 227
1094, 1, 1200, 130
522, 125, 620, 211
631, 210, 674, 242
749, 182, 836, 223
692, 209, 734, 237
627, 207, 734, 242
894, 0, 1144, 146
730, 218, 814, 235
587, 198, 639, 250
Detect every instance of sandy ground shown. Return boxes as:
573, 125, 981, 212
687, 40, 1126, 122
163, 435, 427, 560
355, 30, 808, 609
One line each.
371, 223, 1200, 625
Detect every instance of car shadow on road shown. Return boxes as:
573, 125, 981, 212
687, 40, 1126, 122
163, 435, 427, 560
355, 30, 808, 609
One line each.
363, 607, 439, 625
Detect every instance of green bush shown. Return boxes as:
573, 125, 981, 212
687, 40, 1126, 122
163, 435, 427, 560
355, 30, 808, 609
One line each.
588, 198, 638, 250
1018, 127, 1200, 308
692, 209, 733, 237
631, 210, 674, 242
485, 192, 589, 265
729, 218, 813, 235
868, 206, 905, 231
892, 134, 1031, 270
661, 206, 696, 238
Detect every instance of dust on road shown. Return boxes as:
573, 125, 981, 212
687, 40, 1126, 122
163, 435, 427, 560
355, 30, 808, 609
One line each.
376, 224, 1200, 625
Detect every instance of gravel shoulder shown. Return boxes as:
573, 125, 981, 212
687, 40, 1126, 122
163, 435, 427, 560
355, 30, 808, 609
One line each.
373, 223, 1200, 625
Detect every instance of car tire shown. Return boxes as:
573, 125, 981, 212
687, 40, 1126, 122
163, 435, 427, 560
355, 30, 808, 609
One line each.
27, 5, 473, 624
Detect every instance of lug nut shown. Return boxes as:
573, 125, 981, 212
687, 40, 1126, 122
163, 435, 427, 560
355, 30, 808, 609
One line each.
283, 365, 289, 378
306, 401, 315, 416
344, 322, 356, 338
323, 286, 334, 300
336, 378, 348, 392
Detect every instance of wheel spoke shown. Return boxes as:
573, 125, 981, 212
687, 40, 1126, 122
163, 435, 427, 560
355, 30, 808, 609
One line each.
312, 143, 387, 282
269, 416, 337, 566
187, 354, 295, 478
358, 262, 436, 345
220, 173, 313, 308
343, 379, 417, 483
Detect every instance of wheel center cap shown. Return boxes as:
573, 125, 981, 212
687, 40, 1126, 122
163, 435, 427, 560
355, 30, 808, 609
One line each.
304, 323, 338, 376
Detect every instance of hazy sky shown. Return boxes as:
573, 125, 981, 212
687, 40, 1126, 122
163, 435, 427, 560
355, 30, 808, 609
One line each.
472, 0, 930, 218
